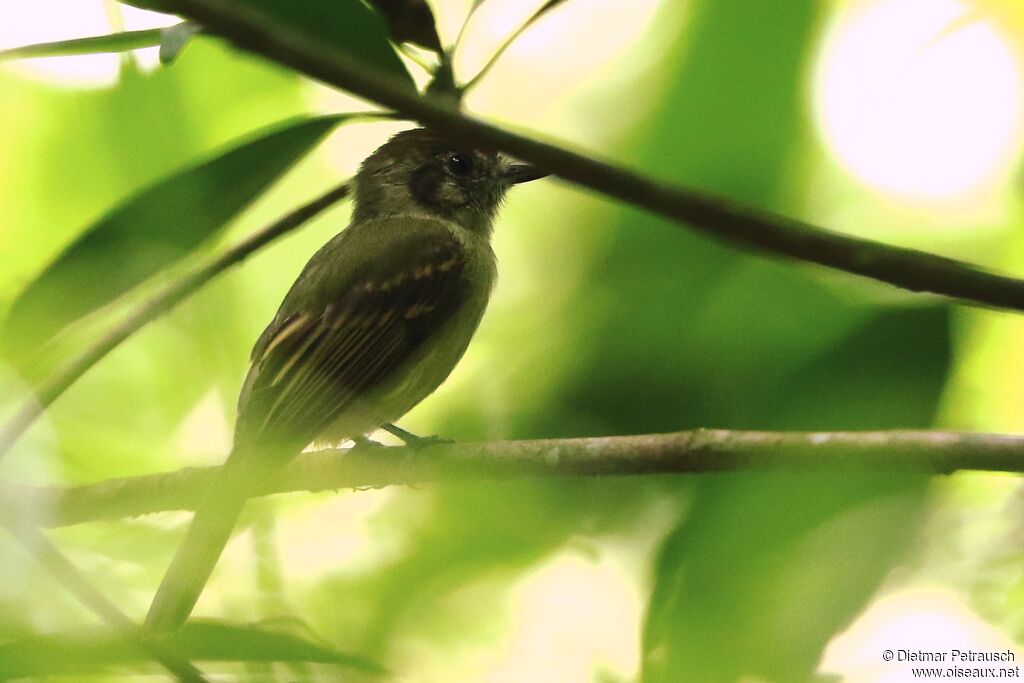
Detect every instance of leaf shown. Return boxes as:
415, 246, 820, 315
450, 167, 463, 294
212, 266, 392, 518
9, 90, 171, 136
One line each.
173, 620, 386, 672
159, 21, 202, 65
0, 29, 163, 61
0, 620, 386, 677
367, 0, 443, 53
643, 471, 929, 683
205, 0, 412, 87
118, 0, 173, 10
2, 114, 346, 357
607, 0, 949, 679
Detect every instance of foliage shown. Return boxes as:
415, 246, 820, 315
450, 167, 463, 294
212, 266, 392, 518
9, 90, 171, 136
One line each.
0, 0, 1018, 681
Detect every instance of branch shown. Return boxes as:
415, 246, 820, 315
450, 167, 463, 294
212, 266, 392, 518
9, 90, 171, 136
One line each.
153, 0, 1024, 314
0, 181, 352, 461
0, 518, 209, 681
19, 429, 1024, 528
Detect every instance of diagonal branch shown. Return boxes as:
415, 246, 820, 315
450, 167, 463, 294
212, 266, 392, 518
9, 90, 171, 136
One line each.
16, 429, 1024, 529
1, 518, 209, 681
151, 0, 1024, 314
0, 181, 352, 461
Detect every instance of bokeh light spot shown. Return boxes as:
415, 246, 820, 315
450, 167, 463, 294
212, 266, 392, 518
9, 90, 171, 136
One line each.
814, 0, 1024, 204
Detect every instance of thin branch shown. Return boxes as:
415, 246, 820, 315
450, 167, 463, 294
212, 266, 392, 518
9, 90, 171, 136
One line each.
16, 429, 1024, 528
0, 181, 352, 462
0, 518, 209, 682
153, 0, 1024, 315
460, 0, 568, 92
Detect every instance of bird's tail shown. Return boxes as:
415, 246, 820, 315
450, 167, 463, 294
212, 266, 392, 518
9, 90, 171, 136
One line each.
144, 455, 256, 633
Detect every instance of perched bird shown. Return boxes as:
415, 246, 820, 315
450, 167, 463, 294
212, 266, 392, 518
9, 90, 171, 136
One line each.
144, 128, 546, 632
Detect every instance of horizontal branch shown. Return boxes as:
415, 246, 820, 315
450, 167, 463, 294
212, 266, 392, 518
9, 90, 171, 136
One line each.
17, 429, 1024, 528
157, 0, 1024, 313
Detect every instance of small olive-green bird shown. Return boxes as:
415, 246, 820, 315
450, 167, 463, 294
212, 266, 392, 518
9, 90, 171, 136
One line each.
144, 128, 545, 632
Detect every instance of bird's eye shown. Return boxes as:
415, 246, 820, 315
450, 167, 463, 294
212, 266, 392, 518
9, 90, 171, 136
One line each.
446, 152, 474, 177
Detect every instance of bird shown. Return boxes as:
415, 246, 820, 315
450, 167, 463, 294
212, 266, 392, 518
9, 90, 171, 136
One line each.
144, 128, 546, 632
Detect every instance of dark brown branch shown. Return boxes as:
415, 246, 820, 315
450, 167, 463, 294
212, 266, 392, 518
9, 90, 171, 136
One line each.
17, 429, 1024, 528
153, 0, 1024, 313
0, 181, 351, 461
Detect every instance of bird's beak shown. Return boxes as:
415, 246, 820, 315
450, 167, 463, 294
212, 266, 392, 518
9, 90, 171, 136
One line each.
503, 162, 548, 184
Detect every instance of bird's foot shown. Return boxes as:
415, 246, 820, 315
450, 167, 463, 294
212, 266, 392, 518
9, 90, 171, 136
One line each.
381, 423, 453, 450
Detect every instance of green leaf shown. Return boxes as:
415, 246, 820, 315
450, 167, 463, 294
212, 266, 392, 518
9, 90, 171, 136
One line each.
2, 114, 346, 356
367, 0, 443, 53
159, 22, 203, 65
643, 471, 929, 683
0, 29, 163, 61
0, 620, 386, 677
118, 0, 173, 11
190, 0, 413, 87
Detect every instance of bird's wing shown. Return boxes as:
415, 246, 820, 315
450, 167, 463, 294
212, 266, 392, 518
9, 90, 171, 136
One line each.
236, 226, 468, 453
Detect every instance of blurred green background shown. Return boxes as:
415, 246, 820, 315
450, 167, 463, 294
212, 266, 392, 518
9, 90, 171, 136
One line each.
1, 0, 1024, 680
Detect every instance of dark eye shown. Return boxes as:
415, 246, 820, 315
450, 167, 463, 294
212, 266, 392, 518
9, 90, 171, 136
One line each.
446, 152, 474, 177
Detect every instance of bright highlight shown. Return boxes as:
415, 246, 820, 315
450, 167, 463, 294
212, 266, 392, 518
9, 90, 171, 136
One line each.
814, 0, 1024, 203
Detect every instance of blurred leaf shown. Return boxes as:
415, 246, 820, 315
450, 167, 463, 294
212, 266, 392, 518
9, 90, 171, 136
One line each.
588, 0, 952, 679
202, 0, 412, 87
309, 477, 662, 655
174, 620, 386, 672
0, 620, 385, 677
535, 0, 572, 19
0, 29, 163, 61
118, 0, 173, 10
2, 114, 346, 358
643, 471, 928, 683
367, 0, 443, 53
159, 22, 202, 65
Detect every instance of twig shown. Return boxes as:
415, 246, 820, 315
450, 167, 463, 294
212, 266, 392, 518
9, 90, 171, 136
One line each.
0, 181, 352, 462
152, 0, 1024, 314
0, 518, 209, 682
459, 0, 567, 92
17, 429, 1024, 528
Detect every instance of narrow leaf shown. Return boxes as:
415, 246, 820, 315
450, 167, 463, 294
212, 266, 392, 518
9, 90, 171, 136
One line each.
0, 29, 162, 62
173, 621, 386, 672
0, 620, 385, 677
118, 0, 173, 10
367, 0, 444, 53
212, 0, 413, 87
159, 21, 203, 64
2, 115, 346, 356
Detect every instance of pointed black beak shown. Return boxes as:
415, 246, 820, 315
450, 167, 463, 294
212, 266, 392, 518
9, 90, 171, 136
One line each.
503, 163, 548, 184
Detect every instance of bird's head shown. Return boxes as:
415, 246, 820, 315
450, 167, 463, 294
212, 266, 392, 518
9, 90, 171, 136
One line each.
353, 128, 546, 236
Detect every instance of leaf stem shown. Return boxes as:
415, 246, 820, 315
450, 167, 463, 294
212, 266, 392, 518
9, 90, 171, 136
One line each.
460, 0, 567, 93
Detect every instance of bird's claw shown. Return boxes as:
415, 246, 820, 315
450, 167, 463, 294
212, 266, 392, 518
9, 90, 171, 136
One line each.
381, 423, 453, 450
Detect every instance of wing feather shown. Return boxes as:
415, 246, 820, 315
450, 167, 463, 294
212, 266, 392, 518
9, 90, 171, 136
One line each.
236, 230, 468, 454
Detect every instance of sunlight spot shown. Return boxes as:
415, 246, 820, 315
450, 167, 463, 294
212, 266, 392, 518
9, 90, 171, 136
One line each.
814, 0, 1024, 205
820, 586, 1021, 682
175, 389, 231, 465
0, 0, 118, 87
486, 550, 642, 683
277, 487, 406, 580
0, 0, 175, 87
